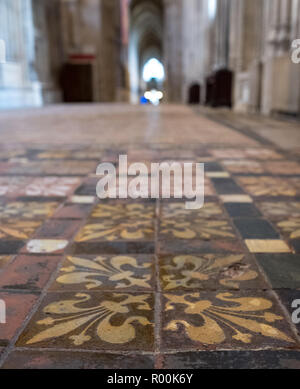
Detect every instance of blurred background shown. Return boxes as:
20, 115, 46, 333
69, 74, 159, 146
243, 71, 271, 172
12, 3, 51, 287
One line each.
0, 0, 299, 116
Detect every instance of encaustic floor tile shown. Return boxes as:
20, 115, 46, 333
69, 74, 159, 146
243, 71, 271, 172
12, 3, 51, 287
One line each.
257, 202, 300, 219
75, 218, 155, 242
237, 177, 297, 197
90, 203, 155, 220
16, 292, 154, 351
276, 218, 300, 240
160, 202, 225, 219
50, 254, 155, 292
0, 202, 59, 220
0, 220, 43, 240
161, 291, 297, 351
159, 217, 236, 240
159, 254, 266, 291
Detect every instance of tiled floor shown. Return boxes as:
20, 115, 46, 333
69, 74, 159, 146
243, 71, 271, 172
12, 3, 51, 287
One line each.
0, 104, 300, 369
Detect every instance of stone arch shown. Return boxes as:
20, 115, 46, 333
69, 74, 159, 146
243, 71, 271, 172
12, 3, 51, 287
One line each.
129, 0, 164, 103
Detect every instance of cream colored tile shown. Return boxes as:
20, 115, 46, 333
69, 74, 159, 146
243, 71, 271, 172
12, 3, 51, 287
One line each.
206, 172, 230, 178
70, 196, 96, 204
245, 239, 291, 253
26, 240, 69, 254
220, 195, 253, 203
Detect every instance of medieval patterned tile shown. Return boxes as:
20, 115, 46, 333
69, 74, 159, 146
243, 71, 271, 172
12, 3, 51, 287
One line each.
276, 218, 300, 240
276, 289, 300, 333
245, 240, 291, 254
33, 219, 82, 240
265, 161, 300, 175
233, 219, 279, 239
75, 209, 155, 242
16, 292, 154, 351
224, 203, 262, 218
222, 160, 265, 174
0, 177, 33, 197
257, 202, 300, 219
0, 202, 59, 220
159, 253, 266, 291
2, 349, 155, 369
22, 177, 81, 197
90, 203, 155, 220
211, 148, 283, 160
161, 350, 300, 369
161, 291, 296, 351
161, 202, 225, 219
0, 255, 62, 291
51, 203, 93, 219
160, 216, 237, 241
255, 254, 300, 289
237, 177, 297, 197
0, 220, 43, 240
8, 160, 98, 176
50, 254, 155, 292
211, 178, 245, 195
0, 292, 38, 345
0, 177, 80, 198
24, 240, 69, 255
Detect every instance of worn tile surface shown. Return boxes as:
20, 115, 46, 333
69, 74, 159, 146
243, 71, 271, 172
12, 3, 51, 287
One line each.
0, 105, 300, 368
16, 292, 154, 351
161, 291, 296, 351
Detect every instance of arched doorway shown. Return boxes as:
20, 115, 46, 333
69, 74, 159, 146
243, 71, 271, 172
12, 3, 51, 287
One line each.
188, 83, 201, 104
129, 0, 164, 103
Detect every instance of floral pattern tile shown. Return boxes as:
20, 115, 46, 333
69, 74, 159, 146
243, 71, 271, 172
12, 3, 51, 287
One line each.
160, 254, 264, 291
222, 160, 264, 174
265, 161, 300, 175
277, 218, 300, 239
50, 254, 154, 291
0, 202, 59, 219
0, 220, 43, 240
161, 202, 224, 219
17, 292, 154, 351
162, 291, 295, 350
0, 177, 80, 197
211, 148, 283, 160
75, 219, 154, 242
8, 160, 97, 176
257, 202, 300, 219
91, 203, 155, 220
237, 177, 297, 197
160, 217, 236, 240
